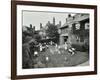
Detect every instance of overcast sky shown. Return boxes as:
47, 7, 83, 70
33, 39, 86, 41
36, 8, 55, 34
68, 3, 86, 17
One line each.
22, 11, 75, 30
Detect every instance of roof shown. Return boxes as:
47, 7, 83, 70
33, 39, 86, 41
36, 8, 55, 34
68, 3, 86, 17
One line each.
74, 14, 89, 22
60, 14, 89, 29
59, 24, 68, 29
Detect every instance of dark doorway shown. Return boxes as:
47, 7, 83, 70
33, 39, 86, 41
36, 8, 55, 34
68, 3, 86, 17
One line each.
63, 36, 68, 43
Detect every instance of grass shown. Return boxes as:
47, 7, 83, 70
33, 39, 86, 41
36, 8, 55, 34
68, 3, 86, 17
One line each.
32, 46, 89, 68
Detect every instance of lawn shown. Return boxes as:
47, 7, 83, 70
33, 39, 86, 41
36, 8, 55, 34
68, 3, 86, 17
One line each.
32, 46, 89, 68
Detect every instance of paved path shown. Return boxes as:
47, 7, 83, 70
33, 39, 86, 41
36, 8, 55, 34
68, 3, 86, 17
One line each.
78, 61, 89, 66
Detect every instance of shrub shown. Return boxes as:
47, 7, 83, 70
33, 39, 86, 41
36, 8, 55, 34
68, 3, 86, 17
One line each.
71, 43, 88, 52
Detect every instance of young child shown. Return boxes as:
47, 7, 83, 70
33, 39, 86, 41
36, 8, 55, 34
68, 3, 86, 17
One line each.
67, 41, 76, 56
68, 47, 76, 56
64, 42, 68, 50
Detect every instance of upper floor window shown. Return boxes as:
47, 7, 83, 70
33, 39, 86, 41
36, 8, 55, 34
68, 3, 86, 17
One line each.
75, 23, 80, 30
85, 23, 89, 29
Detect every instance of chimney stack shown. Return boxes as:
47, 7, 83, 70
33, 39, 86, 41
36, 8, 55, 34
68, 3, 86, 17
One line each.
33, 26, 35, 31
59, 21, 61, 26
40, 23, 42, 29
53, 17, 55, 25
30, 24, 32, 28
68, 14, 71, 18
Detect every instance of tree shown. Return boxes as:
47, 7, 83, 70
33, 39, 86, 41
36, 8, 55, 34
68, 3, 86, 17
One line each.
34, 34, 41, 41
46, 24, 59, 43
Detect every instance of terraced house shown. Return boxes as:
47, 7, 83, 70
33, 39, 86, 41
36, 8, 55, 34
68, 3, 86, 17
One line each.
59, 14, 89, 51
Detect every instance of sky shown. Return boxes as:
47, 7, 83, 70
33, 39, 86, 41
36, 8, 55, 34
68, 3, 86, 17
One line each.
22, 11, 75, 30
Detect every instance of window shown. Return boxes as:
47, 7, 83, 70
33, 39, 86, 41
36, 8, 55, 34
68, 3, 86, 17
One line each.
85, 23, 89, 29
75, 23, 80, 30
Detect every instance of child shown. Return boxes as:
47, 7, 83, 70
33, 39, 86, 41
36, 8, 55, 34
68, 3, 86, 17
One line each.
64, 42, 68, 50
68, 47, 76, 56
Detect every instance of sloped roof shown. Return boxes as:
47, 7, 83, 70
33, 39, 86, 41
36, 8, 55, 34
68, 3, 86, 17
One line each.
60, 14, 89, 29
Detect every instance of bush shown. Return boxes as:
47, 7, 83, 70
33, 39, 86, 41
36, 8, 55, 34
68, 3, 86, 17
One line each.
71, 43, 88, 52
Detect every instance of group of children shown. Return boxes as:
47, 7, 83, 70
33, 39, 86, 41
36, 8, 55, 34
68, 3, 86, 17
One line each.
54, 42, 76, 56
33, 41, 76, 57
64, 42, 76, 55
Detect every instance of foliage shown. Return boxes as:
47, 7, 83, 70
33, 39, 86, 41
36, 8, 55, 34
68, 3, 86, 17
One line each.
34, 34, 41, 41
46, 24, 59, 43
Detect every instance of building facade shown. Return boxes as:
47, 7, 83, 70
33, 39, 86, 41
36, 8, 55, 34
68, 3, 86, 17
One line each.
59, 14, 89, 45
